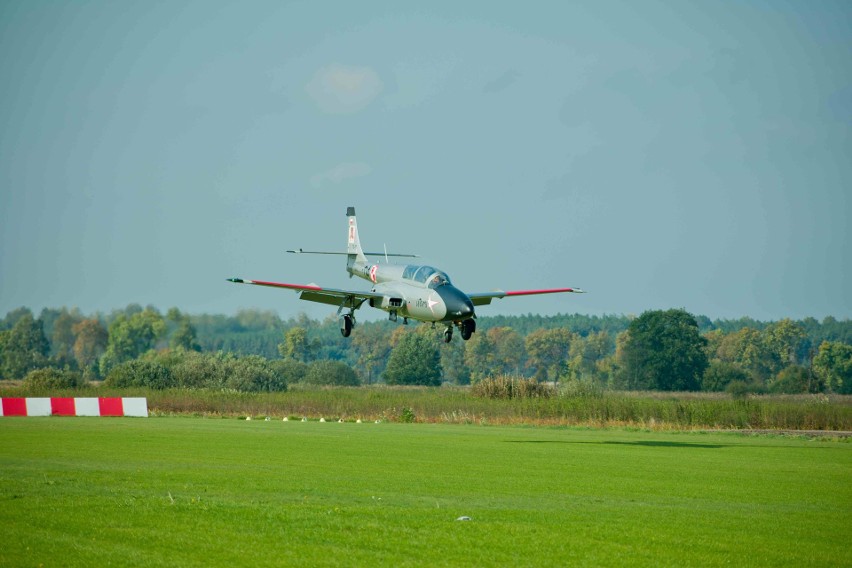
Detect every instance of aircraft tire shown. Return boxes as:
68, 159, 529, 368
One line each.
340, 314, 353, 337
460, 319, 475, 340
443, 328, 453, 343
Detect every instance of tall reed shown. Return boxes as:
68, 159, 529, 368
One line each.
2, 383, 849, 431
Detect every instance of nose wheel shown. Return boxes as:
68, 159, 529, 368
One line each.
443, 327, 453, 343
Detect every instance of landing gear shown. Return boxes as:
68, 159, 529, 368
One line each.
460, 319, 476, 341
337, 295, 358, 338
443, 320, 475, 343
339, 313, 354, 337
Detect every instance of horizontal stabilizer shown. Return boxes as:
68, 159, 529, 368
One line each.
287, 249, 418, 258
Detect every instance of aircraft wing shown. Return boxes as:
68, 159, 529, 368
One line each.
467, 287, 585, 306
227, 278, 383, 309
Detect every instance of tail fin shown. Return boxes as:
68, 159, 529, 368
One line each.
346, 207, 368, 274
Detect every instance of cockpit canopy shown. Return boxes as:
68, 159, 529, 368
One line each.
402, 265, 451, 289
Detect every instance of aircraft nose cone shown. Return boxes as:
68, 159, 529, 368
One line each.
438, 286, 475, 320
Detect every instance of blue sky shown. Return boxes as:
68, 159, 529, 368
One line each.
1, 1, 849, 322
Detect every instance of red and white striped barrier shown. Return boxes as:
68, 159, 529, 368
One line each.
0, 397, 148, 417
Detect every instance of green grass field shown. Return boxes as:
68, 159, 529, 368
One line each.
1, 418, 849, 567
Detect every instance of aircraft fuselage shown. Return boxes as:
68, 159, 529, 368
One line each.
349, 261, 474, 323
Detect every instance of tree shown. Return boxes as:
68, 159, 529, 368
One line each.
38, 307, 63, 349
72, 319, 108, 375
236, 309, 284, 332
813, 341, 852, 394
384, 330, 442, 386
166, 308, 201, 351
763, 319, 809, 368
525, 327, 575, 382
463, 331, 494, 383
0, 330, 7, 377
616, 309, 708, 391
487, 327, 526, 376
703, 329, 725, 360
594, 354, 618, 387
351, 324, 392, 384
100, 309, 167, 375
614, 329, 650, 390
1, 313, 50, 379
439, 335, 470, 385
51, 309, 83, 361
1, 307, 34, 330
278, 326, 317, 362
569, 331, 613, 383
166, 307, 183, 323
170, 320, 201, 351
716, 328, 776, 384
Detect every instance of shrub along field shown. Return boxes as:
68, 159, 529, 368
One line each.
4, 383, 851, 431
0, 418, 849, 566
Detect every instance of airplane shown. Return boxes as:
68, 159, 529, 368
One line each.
228, 207, 584, 342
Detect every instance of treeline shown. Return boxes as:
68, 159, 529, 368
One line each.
1, 305, 851, 394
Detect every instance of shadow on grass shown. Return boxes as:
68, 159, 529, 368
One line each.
604, 440, 725, 449
505, 440, 727, 449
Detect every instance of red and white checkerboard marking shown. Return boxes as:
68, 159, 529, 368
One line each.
0, 398, 148, 417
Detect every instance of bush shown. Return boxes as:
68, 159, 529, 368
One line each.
82, 366, 101, 383
105, 360, 174, 389
225, 355, 288, 392
144, 350, 291, 392
271, 358, 308, 385
561, 378, 603, 398
23, 368, 82, 390
471, 375, 555, 399
770, 365, 821, 394
169, 351, 231, 389
725, 380, 767, 398
304, 360, 360, 386
703, 361, 749, 392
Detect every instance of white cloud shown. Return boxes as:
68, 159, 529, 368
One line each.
310, 162, 372, 188
305, 64, 383, 114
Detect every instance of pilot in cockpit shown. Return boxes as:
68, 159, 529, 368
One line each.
430, 273, 449, 288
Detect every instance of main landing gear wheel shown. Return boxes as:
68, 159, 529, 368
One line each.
339, 314, 354, 337
460, 319, 476, 340
443, 327, 453, 343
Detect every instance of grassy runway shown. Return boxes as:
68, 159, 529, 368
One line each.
1, 418, 849, 567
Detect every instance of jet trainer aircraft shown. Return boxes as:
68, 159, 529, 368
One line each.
228, 207, 584, 342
